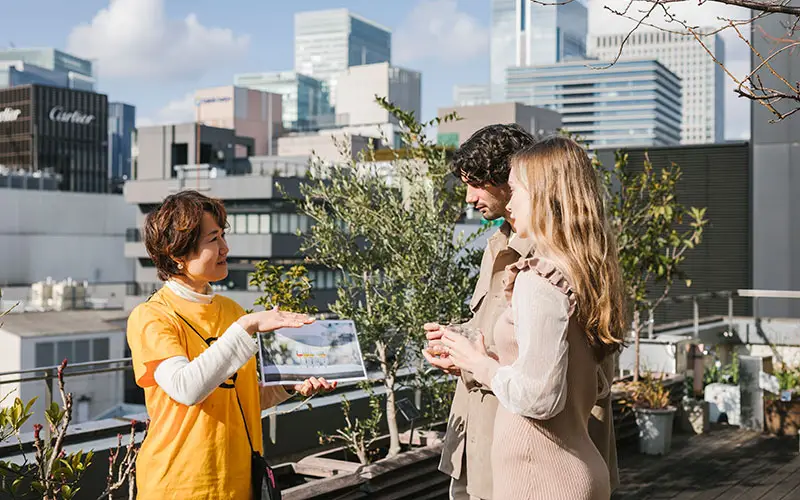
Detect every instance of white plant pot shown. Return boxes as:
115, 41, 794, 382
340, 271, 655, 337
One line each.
704, 383, 741, 426
635, 407, 676, 455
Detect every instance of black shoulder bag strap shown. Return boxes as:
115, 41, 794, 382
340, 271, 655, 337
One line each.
171, 310, 281, 500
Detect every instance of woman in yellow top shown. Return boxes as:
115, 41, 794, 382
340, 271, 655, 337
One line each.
127, 190, 335, 500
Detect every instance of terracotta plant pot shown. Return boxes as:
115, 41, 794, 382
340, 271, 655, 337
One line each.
765, 399, 800, 436
635, 407, 676, 455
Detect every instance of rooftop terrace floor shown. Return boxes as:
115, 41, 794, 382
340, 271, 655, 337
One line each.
613, 425, 800, 499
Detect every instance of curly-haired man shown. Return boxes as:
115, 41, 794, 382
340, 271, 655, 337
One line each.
423, 124, 618, 500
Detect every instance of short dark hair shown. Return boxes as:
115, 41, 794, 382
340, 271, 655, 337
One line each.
144, 190, 227, 281
451, 124, 537, 186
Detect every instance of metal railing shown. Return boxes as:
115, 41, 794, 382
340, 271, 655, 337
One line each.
0, 358, 133, 424
643, 289, 800, 339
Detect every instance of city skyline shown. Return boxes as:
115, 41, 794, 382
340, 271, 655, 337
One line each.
5, 0, 751, 140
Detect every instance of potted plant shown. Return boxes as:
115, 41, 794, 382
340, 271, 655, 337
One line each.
703, 351, 740, 426
627, 373, 677, 455
765, 363, 800, 436
680, 376, 709, 434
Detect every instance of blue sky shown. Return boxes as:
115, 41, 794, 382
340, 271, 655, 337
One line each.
5, 0, 751, 139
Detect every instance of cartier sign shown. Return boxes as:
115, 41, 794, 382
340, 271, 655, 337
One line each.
49, 106, 95, 125
0, 107, 22, 123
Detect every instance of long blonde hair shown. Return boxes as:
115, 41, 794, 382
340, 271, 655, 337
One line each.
511, 136, 626, 360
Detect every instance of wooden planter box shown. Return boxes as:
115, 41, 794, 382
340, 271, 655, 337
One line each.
765, 399, 800, 436
279, 431, 448, 500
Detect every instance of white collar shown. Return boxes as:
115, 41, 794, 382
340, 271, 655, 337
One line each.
166, 279, 215, 304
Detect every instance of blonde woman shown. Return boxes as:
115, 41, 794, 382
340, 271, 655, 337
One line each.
441, 136, 626, 500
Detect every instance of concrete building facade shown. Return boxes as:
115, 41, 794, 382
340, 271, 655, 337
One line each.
277, 132, 378, 164
194, 86, 282, 157
132, 123, 255, 181
0, 189, 135, 286
335, 62, 421, 148
436, 102, 562, 146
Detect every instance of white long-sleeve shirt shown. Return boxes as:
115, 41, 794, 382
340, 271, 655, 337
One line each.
153, 280, 290, 407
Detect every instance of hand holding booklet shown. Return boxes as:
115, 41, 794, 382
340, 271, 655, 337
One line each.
258, 319, 368, 386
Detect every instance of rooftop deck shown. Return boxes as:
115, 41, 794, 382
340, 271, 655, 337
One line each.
613, 425, 800, 499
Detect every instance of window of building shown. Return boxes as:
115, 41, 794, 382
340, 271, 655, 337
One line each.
35, 342, 55, 368
93, 338, 110, 361
34, 337, 111, 368
74, 340, 91, 363
247, 214, 260, 234
260, 214, 271, 234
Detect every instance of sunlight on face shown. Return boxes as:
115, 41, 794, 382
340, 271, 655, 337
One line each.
461, 175, 511, 221
180, 212, 230, 285
506, 166, 532, 238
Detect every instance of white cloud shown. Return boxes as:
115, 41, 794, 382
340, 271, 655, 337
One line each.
394, 0, 489, 65
67, 0, 249, 82
136, 93, 196, 128
587, 0, 752, 140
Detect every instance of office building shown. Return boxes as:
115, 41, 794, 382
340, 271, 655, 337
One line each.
335, 62, 421, 148
132, 123, 255, 180
0, 84, 109, 193
294, 9, 391, 105
590, 29, 725, 144
436, 102, 561, 146
194, 86, 282, 157
0, 48, 95, 91
453, 85, 491, 107
234, 71, 332, 130
506, 59, 682, 148
490, 0, 587, 101
750, 6, 800, 317
108, 102, 135, 192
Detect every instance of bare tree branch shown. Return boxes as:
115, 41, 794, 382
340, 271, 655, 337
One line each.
591, 0, 799, 121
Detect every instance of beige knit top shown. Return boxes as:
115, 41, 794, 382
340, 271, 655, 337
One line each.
483, 256, 611, 500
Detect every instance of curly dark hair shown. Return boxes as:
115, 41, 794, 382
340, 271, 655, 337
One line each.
451, 123, 537, 186
144, 190, 227, 281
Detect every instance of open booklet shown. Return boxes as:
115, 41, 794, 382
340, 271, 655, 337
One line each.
257, 319, 368, 386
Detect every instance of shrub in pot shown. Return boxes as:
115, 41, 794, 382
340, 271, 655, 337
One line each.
703, 352, 741, 425
765, 364, 800, 436
626, 373, 677, 455
680, 377, 709, 435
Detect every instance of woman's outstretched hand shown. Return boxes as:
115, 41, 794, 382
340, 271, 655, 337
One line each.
292, 377, 337, 397
237, 306, 314, 335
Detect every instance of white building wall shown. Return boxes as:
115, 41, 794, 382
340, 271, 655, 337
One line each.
16, 330, 126, 432
278, 133, 377, 164
336, 63, 421, 128
0, 191, 135, 286
0, 329, 22, 407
